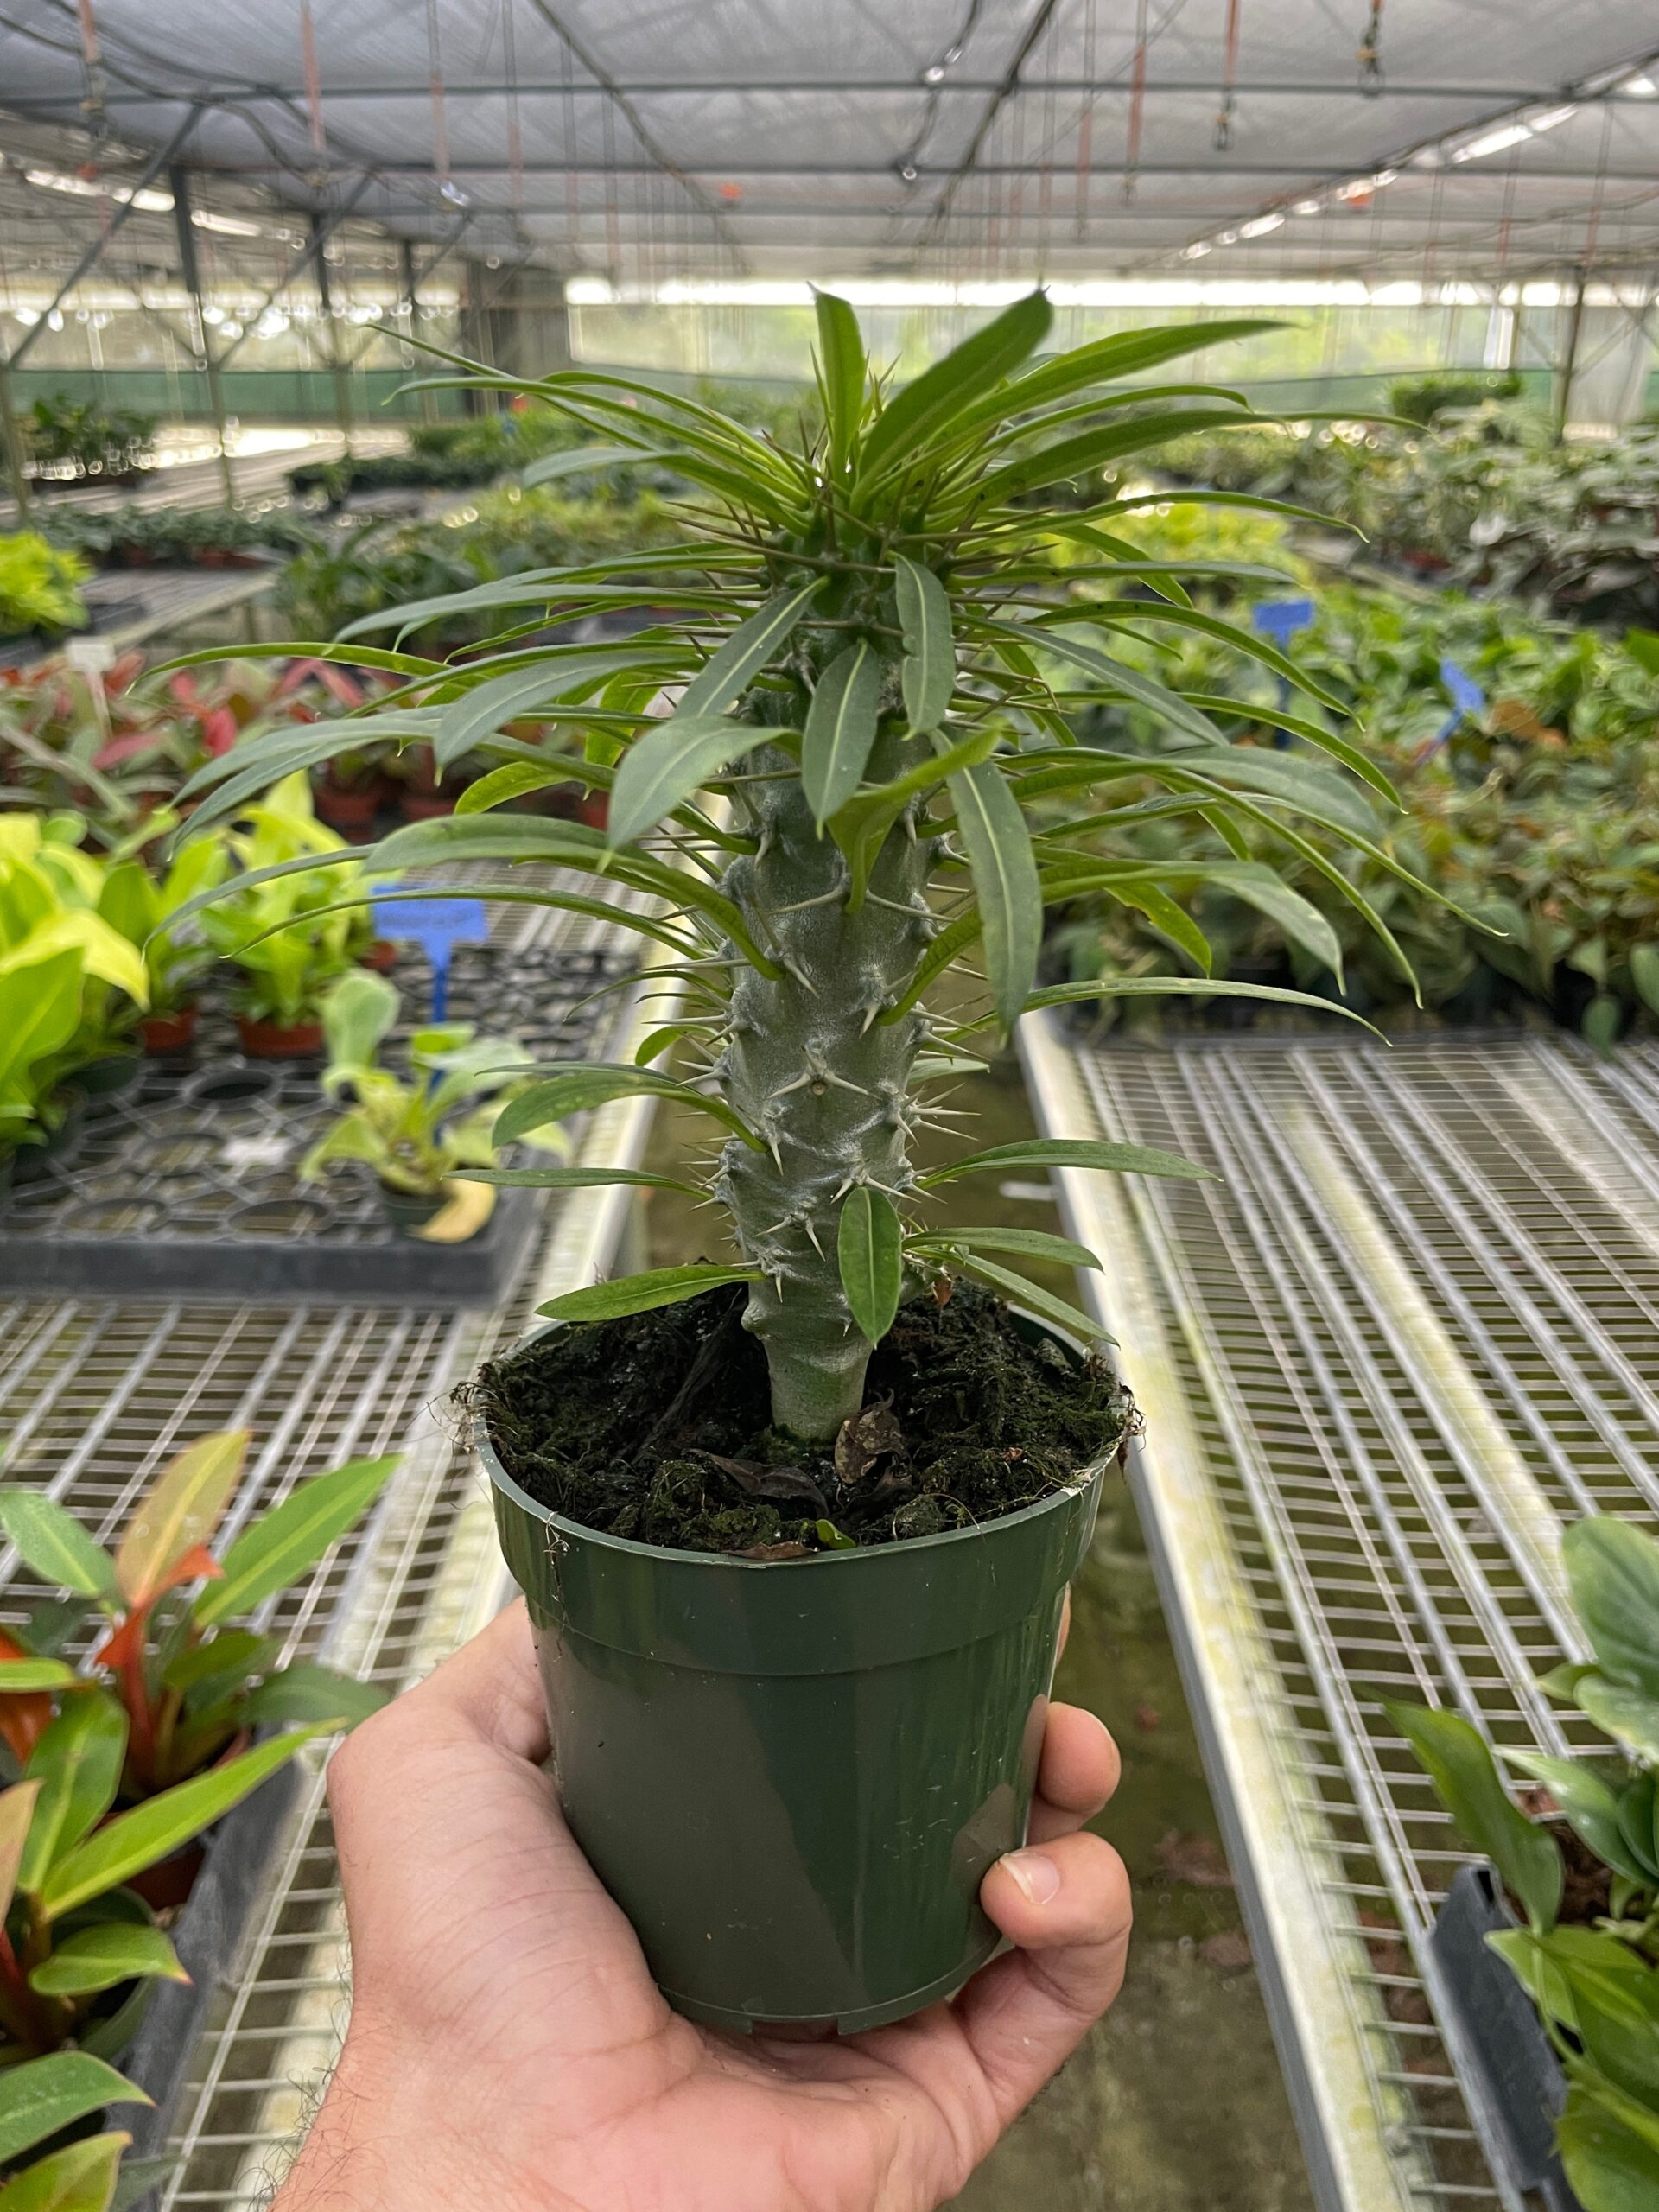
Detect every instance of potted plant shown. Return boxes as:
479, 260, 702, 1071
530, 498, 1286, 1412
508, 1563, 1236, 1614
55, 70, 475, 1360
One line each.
171, 293, 1446, 2031
94, 837, 230, 1057
0, 2051, 154, 2207
0, 531, 92, 648
300, 969, 564, 1240
195, 773, 368, 1057
1396, 1515, 1659, 2211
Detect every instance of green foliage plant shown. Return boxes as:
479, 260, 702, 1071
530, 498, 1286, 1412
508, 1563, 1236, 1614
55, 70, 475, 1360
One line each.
194, 773, 371, 1025
171, 294, 1444, 1441
301, 969, 566, 1218
25, 397, 155, 484
0, 536, 90, 640
1395, 1516, 1659, 2211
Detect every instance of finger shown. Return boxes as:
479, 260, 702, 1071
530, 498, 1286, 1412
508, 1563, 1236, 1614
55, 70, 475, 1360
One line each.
371, 1597, 550, 1764
959, 1831, 1131, 2126
1028, 1702, 1120, 1845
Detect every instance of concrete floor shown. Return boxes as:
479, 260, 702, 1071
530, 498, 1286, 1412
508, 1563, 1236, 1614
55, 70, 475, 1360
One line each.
641, 1044, 1316, 2210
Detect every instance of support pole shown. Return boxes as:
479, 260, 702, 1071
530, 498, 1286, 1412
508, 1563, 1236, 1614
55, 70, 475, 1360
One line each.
1555, 267, 1586, 443
310, 213, 354, 456
170, 166, 237, 505
0, 357, 31, 520
399, 238, 436, 423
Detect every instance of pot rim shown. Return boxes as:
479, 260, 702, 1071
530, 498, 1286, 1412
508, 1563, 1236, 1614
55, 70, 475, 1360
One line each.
479, 1306, 1121, 1575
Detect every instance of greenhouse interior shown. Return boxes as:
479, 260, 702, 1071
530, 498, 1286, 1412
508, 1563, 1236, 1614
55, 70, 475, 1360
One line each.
5, 3, 1659, 2210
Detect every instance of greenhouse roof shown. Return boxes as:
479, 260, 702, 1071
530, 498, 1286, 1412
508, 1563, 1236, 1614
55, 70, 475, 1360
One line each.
0, 1, 1656, 290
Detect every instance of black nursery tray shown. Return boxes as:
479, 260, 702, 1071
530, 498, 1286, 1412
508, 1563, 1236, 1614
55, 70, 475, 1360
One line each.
0, 934, 634, 1308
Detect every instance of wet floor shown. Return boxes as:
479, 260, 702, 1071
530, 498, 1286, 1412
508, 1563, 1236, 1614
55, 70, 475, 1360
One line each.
641, 1045, 1315, 2211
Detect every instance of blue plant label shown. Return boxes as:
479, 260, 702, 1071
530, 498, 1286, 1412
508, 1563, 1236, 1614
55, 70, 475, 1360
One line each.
1424, 657, 1486, 755
371, 893, 489, 1020
1251, 597, 1314, 647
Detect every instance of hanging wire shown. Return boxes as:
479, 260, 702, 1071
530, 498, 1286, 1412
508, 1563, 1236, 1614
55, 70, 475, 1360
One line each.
299, 0, 328, 189
561, 35, 580, 257
893, 0, 985, 185
1357, 0, 1383, 97
1214, 0, 1241, 151
426, 0, 460, 205
501, 0, 524, 219
1123, 0, 1149, 200
1074, 0, 1096, 240
73, 0, 107, 143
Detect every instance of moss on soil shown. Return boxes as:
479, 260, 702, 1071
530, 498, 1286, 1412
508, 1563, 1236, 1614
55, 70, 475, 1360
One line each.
475, 1278, 1134, 1555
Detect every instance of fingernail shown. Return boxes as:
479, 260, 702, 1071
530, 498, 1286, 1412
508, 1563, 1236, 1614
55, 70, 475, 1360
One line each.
1001, 1848, 1060, 1904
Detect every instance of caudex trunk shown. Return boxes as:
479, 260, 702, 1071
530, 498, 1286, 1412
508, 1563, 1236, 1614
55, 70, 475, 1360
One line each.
715, 715, 932, 1441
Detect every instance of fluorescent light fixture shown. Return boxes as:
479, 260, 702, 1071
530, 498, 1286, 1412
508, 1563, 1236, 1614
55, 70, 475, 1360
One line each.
1180, 240, 1212, 259
192, 209, 263, 238
1369, 168, 1398, 188
25, 166, 173, 212
1290, 197, 1324, 215
1527, 103, 1578, 132
921, 62, 946, 84
1452, 121, 1532, 162
1626, 73, 1658, 96
1216, 229, 1239, 245
1237, 211, 1285, 237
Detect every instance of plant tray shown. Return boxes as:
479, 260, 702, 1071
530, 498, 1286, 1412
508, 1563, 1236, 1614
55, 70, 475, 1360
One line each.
1428, 1866, 1581, 2212
0, 936, 633, 1308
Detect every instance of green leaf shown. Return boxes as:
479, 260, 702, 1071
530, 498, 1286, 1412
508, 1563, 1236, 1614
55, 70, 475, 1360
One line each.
1205, 862, 1344, 986
29, 1922, 187, 1998
1507, 1752, 1651, 1885
242, 1662, 389, 1729
995, 620, 1220, 747
1578, 1675, 1659, 1765
537, 1265, 761, 1324
916, 1137, 1213, 1190
113, 1431, 247, 1610
1559, 2091, 1659, 2212
109, 2161, 178, 2212
40, 1728, 327, 1922
1566, 1518, 1659, 1700
0, 2128, 130, 2212
1019, 978, 1378, 1034
859, 290, 1052, 486
17, 1694, 127, 1895
162, 1629, 270, 1697
674, 583, 822, 721
0, 1660, 79, 1692
607, 715, 785, 848
454, 761, 569, 816
0, 1492, 119, 1606
950, 1256, 1114, 1349
518, 443, 644, 486
893, 556, 955, 735
976, 406, 1261, 505
836, 1187, 904, 1345
908, 1226, 1103, 1273
194, 1457, 397, 1630
453, 1165, 707, 1198
801, 641, 881, 829
814, 289, 866, 471
813, 1520, 858, 1552
493, 1064, 762, 1151
1389, 1702, 1562, 1933
0, 2056, 147, 2169
950, 757, 1040, 1036
1630, 945, 1659, 1021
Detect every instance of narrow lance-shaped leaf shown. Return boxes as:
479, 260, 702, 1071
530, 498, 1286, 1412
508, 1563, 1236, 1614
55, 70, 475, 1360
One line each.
0, 2056, 148, 2171
243, 1661, 389, 1729
538, 1265, 762, 1325
454, 1165, 708, 1198
29, 1923, 188, 1998
493, 1064, 764, 1151
113, 1431, 248, 1610
0, 1491, 120, 1607
16, 1693, 127, 1896
814, 289, 865, 472
859, 289, 1052, 486
194, 1456, 399, 1630
0, 1661, 79, 1692
951, 1256, 1114, 1351
674, 582, 822, 721
836, 1187, 904, 1346
802, 641, 880, 828
0, 1777, 42, 1923
893, 554, 955, 736
917, 1138, 1213, 1190
947, 756, 1041, 1036
0, 2128, 131, 2212
607, 716, 788, 849
41, 1727, 332, 1923
908, 1226, 1103, 1273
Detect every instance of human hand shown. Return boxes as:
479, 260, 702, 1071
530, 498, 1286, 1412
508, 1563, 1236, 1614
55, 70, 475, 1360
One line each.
276, 1599, 1129, 2212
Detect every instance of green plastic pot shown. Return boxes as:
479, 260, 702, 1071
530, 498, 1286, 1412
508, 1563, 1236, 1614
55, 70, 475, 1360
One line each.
482, 1314, 1116, 2035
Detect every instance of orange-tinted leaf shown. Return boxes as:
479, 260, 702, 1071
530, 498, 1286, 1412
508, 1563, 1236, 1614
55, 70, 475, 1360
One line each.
0, 1630, 51, 1764
0, 1777, 42, 1924
153, 1544, 225, 1600
113, 1432, 248, 1608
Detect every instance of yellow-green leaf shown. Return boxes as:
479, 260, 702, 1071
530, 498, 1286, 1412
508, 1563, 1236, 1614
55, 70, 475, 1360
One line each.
194, 1456, 398, 1631
0, 2129, 130, 2212
0, 1491, 120, 1606
0, 2057, 145, 2171
112, 1431, 248, 1609
894, 556, 955, 735
17, 1693, 127, 1895
538, 1265, 760, 1325
29, 1923, 187, 1998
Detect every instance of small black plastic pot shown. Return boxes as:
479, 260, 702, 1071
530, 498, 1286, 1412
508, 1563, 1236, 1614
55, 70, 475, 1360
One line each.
482, 1313, 1117, 2035
378, 1185, 449, 1237
1429, 1866, 1582, 2212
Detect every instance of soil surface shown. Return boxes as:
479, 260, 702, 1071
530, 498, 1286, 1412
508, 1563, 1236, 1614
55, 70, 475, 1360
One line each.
475, 1278, 1135, 1554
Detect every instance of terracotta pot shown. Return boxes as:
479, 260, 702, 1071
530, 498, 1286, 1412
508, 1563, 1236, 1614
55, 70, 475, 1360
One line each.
140, 1006, 199, 1055
315, 778, 385, 841
359, 939, 398, 973
401, 788, 457, 820
236, 1014, 325, 1059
